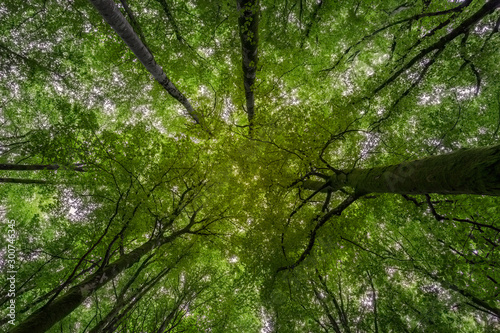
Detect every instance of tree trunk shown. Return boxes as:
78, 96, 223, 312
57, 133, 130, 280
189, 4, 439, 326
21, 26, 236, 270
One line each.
88, 0, 200, 124
0, 164, 85, 172
0, 178, 48, 185
10, 226, 190, 333
237, 0, 260, 131
304, 144, 500, 196
89, 265, 173, 333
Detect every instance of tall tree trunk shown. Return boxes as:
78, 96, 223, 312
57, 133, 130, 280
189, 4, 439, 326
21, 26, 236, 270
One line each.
237, 0, 260, 132
413, 263, 500, 318
10, 224, 193, 333
0, 164, 85, 172
89, 263, 174, 333
0, 178, 48, 185
304, 144, 500, 196
88, 0, 200, 124
300, 0, 323, 48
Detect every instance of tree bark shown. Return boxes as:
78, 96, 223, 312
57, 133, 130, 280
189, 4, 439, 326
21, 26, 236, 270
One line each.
89, 263, 174, 333
156, 0, 184, 43
237, 0, 260, 132
88, 0, 200, 124
304, 144, 500, 196
10, 225, 192, 333
0, 178, 48, 185
0, 164, 85, 172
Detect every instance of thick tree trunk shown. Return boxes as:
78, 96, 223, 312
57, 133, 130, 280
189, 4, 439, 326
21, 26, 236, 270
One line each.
10, 226, 190, 333
88, 0, 200, 124
304, 144, 500, 196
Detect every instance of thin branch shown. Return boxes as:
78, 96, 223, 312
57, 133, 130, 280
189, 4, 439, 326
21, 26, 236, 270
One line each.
374, 0, 500, 94
277, 195, 359, 272
425, 195, 500, 233
0, 177, 49, 185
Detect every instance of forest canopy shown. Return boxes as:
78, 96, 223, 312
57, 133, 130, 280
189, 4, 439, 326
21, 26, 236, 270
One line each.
1, 0, 500, 332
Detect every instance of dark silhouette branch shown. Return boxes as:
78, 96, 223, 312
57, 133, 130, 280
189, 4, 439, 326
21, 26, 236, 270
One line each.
374, 0, 500, 94
277, 195, 359, 272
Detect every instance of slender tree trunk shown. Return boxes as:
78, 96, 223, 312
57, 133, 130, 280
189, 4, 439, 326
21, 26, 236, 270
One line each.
0, 178, 48, 185
10, 225, 191, 333
0, 164, 85, 172
89, 264, 173, 333
156, 0, 184, 43
304, 144, 500, 196
88, 0, 200, 124
237, 0, 260, 132
311, 282, 342, 333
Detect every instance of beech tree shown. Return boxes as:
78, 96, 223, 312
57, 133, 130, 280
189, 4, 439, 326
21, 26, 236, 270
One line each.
1, 0, 500, 332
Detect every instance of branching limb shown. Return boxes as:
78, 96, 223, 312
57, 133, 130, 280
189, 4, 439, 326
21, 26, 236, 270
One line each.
316, 269, 350, 332
370, 47, 444, 130
277, 195, 359, 272
480, 15, 500, 51
321, 0, 473, 73
425, 194, 500, 233
310, 280, 342, 333
374, 0, 500, 95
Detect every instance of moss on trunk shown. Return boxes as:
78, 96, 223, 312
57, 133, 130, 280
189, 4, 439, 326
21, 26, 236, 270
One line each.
304, 145, 500, 196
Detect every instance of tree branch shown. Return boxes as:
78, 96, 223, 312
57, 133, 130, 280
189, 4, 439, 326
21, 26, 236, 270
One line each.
277, 195, 359, 272
374, 0, 500, 94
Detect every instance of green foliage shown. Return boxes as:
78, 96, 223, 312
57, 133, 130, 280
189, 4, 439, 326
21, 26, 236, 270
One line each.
1, 0, 499, 332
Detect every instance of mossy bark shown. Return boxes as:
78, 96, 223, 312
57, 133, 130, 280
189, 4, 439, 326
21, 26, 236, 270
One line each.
304, 145, 500, 196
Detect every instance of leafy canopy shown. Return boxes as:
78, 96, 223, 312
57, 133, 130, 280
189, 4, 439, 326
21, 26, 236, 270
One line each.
1, 0, 500, 332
